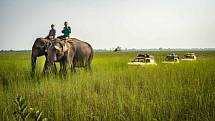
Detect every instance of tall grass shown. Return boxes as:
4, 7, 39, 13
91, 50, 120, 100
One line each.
0, 51, 215, 121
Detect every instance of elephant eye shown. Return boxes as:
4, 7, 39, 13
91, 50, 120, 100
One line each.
56, 51, 59, 55
56, 50, 62, 56
56, 53, 60, 56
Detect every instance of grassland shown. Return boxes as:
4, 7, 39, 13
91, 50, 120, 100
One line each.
0, 51, 215, 121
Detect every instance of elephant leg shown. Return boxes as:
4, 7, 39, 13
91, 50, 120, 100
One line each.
85, 55, 93, 73
60, 62, 65, 79
84, 59, 92, 72
63, 63, 69, 77
71, 63, 76, 73
53, 63, 57, 74
43, 60, 48, 74
88, 65, 92, 72
84, 64, 92, 74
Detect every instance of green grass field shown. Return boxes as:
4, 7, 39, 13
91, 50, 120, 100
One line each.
0, 51, 215, 121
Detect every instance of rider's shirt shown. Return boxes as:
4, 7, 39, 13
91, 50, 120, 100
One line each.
62, 26, 71, 38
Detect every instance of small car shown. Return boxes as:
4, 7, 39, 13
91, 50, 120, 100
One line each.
128, 54, 157, 66
162, 53, 179, 64
181, 53, 196, 61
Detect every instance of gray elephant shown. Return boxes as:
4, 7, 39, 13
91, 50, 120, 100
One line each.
47, 38, 93, 76
31, 38, 57, 75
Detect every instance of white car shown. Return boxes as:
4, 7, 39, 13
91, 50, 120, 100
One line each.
162, 53, 180, 64
128, 54, 157, 66
181, 53, 196, 61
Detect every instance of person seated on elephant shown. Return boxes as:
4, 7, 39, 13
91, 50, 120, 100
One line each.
45, 24, 56, 40
57, 21, 71, 39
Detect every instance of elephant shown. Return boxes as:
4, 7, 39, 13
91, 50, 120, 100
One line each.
31, 38, 57, 75
47, 38, 94, 76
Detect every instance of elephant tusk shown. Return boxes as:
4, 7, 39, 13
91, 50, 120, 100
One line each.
54, 46, 61, 51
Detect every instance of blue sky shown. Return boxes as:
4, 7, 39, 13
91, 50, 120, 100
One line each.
0, 0, 215, 50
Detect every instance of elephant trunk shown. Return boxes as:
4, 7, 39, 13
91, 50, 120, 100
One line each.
31, 47, 38, 75
31, 55, 37, 75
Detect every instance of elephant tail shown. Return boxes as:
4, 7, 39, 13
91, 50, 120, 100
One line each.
88, 44, 94, 65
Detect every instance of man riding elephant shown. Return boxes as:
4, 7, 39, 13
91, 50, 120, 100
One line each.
57, 21, 72, 39
47, 38, 93, 77
45, 24, 56, 40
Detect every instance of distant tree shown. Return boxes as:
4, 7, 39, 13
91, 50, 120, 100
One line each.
114, 46, 121, 52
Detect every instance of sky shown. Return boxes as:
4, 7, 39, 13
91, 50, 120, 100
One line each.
0, 0, 215, 50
